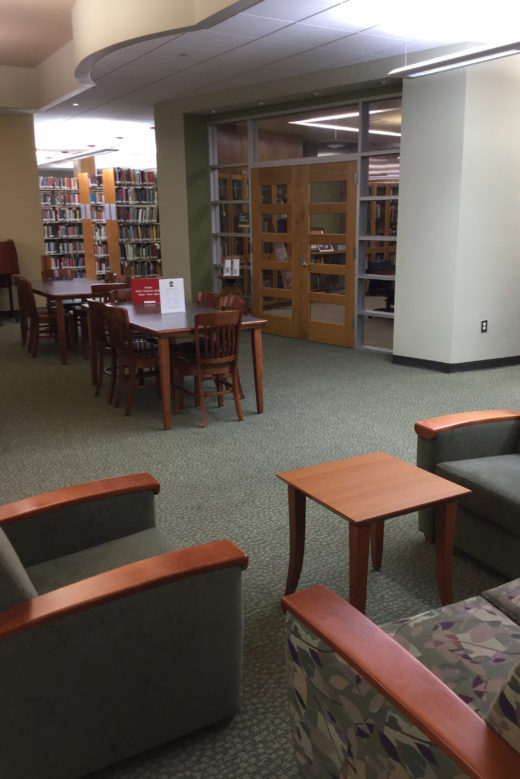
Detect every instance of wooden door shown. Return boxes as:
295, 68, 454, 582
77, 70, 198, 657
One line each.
252, 161, 356, 346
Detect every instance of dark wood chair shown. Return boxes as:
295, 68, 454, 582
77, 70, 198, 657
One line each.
108, 287, 132, 303
88, 299, 116, 402
115, 274, 132, 286
105, 304, 160, 416
16, 277, 69, 358
81, 284, 125, 357
217, 294, 246, 313
173, 309, 243, 427
104, 272, 117, 282
195, 290, 218, 308
217, 296, 246, 398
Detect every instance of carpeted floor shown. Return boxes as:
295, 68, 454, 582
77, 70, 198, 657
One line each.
0, 319, 516, 778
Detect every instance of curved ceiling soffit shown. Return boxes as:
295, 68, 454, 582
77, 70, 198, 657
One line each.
72, 0, 262, 86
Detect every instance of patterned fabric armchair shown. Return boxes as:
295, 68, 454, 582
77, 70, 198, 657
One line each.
415, 410, 520, 578
283, 582, 520, 778
0, 473, 248, 779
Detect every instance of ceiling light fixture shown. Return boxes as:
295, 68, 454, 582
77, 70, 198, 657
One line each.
389, 41, 520, 78
37, 147, 118, 167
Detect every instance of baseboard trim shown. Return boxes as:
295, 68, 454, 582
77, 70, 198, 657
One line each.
392, 354, 520, 373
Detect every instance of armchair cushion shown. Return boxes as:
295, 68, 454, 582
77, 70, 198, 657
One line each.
0, 526, 37, 609
381, 594, 520, 718
486, 662, 520, 754
484, 578, 520, 624
436, 454, 520, 534
28, 528, 173, 593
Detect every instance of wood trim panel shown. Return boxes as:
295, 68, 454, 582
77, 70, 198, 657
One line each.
415, 410, 520, 440
0, 540, 248, 641
0, 473, 160, 526
282, 586, 520, 779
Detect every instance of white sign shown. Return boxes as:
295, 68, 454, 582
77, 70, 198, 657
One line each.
223, 258, 241, 277
159, 278, 186, 313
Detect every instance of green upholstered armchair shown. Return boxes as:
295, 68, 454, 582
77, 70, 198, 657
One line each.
0, 473, 248, 779
415, 410, 520, 578
283, 585, 520, 779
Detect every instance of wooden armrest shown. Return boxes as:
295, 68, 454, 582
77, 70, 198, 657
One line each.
415, 410, 520, 440
282, 586, 520, 779
0, 539, 248, 642
0, 473, 160, 526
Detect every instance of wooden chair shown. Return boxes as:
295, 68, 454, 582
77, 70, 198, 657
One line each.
104, 272, 117, 282
88, 299, 116, 402
115, 274, 132, 286
108, 287, 132, 303
218, 295, 246, 312
173, 309, 243, 427
81, 284, 125, 357
217, 295, 246, 398
195, 290, 218, 308
16, 277, 66, 358
105, 304, 160, 416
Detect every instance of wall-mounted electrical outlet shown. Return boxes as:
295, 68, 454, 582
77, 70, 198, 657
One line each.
481, 320, 488, 333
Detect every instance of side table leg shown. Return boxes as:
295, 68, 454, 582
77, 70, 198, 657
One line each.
349, 524, 372, 614
434, 499, 457, 605
285, 486, 306, 595
370, 520, 384, 570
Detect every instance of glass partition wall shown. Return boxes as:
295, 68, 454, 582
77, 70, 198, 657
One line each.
209, 96, 401, 352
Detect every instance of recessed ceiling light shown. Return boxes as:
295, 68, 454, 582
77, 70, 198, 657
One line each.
72, 103, 79, 107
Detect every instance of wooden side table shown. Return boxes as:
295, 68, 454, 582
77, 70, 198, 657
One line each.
277, 452, 471, 613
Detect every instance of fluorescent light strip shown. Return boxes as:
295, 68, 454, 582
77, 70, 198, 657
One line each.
288, 120, 400, 137
389, 41, 520, 78
408, 49, 520, 77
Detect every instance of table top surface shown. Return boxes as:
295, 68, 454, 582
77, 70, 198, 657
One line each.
277, 451, 471, 523
31, 278, 124, 299
120, 302, 267, 336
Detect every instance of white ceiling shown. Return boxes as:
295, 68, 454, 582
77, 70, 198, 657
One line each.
26, 0, 520, 169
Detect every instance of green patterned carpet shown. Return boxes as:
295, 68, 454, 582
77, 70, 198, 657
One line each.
0, 320, 515, 778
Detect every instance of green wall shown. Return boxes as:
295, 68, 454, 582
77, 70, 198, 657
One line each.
184, 114, 213, 297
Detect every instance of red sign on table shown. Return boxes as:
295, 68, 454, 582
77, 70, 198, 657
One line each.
131, 278, 160, 305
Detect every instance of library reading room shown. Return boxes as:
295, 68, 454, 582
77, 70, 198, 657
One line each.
1, 1, 520, 778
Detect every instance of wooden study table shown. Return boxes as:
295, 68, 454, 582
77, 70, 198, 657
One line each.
31, 278, 126, 365
119, 302, 267, 430
278, 452, 471, 614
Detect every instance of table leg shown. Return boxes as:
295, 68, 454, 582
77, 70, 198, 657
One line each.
158, 336, 172, 430
250, 327, 264, 413
87, 308, 97, 385
285, 486, 306, 595
370, 520, 384, 570
349, 524, 372, 613
434, 499, 457, 605
55, 299, 67, 365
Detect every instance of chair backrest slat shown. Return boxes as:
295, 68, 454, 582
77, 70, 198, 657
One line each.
193, 309, 241, 365
195, 291, 218, 308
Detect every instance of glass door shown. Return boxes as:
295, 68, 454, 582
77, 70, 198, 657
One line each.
252, 161, 356, 346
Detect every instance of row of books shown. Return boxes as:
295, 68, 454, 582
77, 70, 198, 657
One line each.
40, 192, 80, 206
46, 257, 85, 269
122, 260, 162, 276
45, 241, 85, 254
42, 207, 82, 222
93, 226, 107, 240
115, 188, 157, 204
118, 224, 159, 241
119, 242, 161, 261
116, 205, 158, 222
39, 176, 78, 190
44, 225, 82, 238
114, 168, 157, 185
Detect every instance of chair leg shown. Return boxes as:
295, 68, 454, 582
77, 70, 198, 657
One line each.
95, 344, 104, 397
125, 371, 136, 416
232, 367, 244, 422
114, 360, 125, 408
237, 373, 245, 400
195, 371, 207, 427
108, 352, 117, 405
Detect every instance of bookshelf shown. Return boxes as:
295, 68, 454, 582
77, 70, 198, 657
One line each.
78, 172, 109, 278
102, 168, 161, 278
39, 176, 85, 275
